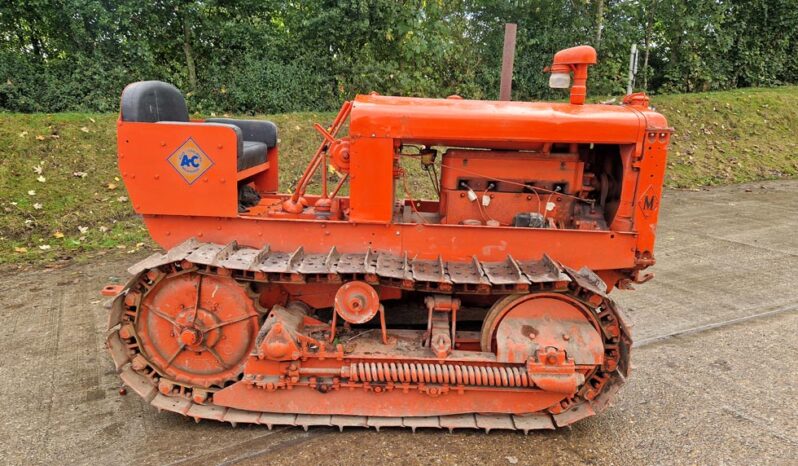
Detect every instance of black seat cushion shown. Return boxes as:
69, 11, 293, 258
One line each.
239, 141, 268, 171
122, 81, 274, 172
121, 81, 189, 122
206, 118, 278, 148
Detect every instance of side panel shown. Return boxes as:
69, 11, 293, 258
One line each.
633, 129, 671, 259
348, 137, 396, 223
118, 121, 239, 217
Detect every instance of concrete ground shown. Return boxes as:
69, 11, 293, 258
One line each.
1, 180, 796, 465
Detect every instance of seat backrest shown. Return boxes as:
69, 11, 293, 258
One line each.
120, 81, 189, 122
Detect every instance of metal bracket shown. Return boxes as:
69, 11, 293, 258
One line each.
526, 347, 585, 394
424, 295, 461, 359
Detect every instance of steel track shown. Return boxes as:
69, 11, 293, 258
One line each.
106, 239, 632, 433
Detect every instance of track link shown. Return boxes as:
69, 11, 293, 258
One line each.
106, 239, 632, 432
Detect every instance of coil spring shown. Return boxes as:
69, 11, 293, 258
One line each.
348, 362, 531, 388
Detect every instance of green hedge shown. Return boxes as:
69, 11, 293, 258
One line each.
2, 1, 797, 114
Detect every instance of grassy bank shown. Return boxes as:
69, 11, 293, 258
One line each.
0, 112, 335, 265
2, 86, 796, 266
653, 87, 798, 187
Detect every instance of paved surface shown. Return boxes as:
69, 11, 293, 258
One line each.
1, 181, 797, 465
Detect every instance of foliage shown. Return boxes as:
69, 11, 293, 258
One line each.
1, 1, 797, 114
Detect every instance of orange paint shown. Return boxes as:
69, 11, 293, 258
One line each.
108, 45, 665, 428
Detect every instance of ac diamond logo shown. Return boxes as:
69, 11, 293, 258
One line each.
167, 138, 214, 185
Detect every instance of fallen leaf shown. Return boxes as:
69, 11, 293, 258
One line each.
80, 126, 90, 133
89, 117, 96, 123
38, 245, 52, 250
33, 203, 43, 210
506, 457, 518, 465
36, 135, 46, 141
33, 164, 44, 174
18, 131, 28, 138
14, 247, 28, 253
53, 231, 65, 238
107, 183, 117, 190
27, 190, 36, 196
99, 226, 109, 232
117, 196, 128, 202
37, 175, 46, 183
78, 226, 89, 234
73, 171, 88, 178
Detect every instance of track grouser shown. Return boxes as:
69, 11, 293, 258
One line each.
105, 45, 671, 432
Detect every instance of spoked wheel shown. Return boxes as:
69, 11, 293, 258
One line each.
134, 272, 260, 388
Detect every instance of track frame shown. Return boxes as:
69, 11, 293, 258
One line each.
106, 240, 632, 432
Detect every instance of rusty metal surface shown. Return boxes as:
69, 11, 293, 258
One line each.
106, 238, 629, 432
493, 294, 605, 365
113, 318, 607, 432
129, 238, 582, 292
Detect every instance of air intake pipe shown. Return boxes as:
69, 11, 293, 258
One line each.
545, 45, 597, 105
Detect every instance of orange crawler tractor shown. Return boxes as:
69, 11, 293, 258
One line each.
106, 46, 670, 432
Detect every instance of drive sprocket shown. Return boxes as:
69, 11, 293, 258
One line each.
134, 272, 260, 388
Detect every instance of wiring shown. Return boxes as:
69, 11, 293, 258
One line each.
477, 186, 504, 226
439, 162, 595, 205
431, 164, 440, 196
542, 191, 556, 221
529, 185, 543, 216
425, 164, 440, 197
401, 171, 428, 224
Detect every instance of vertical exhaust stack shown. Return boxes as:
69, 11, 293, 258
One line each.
499, 23, 517, 101
546, 45, 597, 105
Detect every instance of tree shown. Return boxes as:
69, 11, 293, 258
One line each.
1, 0, 796, 113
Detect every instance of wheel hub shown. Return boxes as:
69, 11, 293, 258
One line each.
173, 306, 221, 350
334, 280, 379, 324
179, 327, 202, 346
